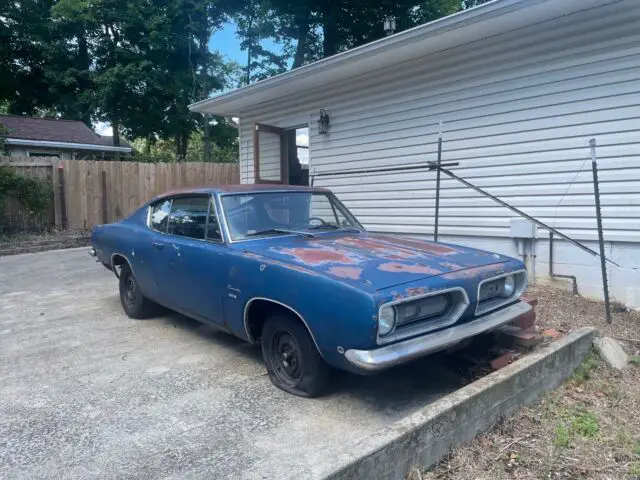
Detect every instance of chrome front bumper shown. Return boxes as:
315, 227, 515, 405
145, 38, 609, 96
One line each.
345, 300, 532, 372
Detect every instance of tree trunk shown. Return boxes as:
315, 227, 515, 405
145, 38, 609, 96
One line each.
175, 134, 182, 161
203, 116, 211, 161
181, 131, 189, 160
322, 2, 339, 57
292, 13, 311, 69
112, 120, 121, 161
77, 32, 91, 127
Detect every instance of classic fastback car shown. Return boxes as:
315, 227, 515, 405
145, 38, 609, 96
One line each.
90, 185, 531, 397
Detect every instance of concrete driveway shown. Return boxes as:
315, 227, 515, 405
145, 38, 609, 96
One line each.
0, 248, 463, 479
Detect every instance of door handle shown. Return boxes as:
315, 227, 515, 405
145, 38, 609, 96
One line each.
152, 242, 165, 249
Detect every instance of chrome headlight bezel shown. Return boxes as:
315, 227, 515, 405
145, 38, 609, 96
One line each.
376, 287, 470, 345
475, 269, 528, 316
378, 306, 396, 336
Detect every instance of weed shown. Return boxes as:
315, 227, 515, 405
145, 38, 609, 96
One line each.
572, 351, 600, 385
553, 422, 570, 448
634, 441, 640, 457
571, 409, 599, 438
629, 462, 640, 478
631, 356, 640, 366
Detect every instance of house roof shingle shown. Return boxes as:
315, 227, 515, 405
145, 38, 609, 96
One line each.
0, 115, 130, 149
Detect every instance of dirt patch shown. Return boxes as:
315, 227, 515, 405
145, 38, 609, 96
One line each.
423, 285, 640, 480
0, 229, 90, 256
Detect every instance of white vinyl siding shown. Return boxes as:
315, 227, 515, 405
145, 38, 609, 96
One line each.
238, 1, 640, 245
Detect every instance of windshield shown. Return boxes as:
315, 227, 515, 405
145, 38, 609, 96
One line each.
220, 191, 363, 241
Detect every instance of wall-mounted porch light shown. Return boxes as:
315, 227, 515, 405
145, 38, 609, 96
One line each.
384, 16, 396, 36
318, 109, 330, 135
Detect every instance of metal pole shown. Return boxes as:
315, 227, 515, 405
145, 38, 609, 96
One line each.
430, 162, 620, 267
590, 139, 612, 323
434, 121, 443, 242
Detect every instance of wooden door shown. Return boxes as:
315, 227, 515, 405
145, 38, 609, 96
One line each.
253, 123, 287, 184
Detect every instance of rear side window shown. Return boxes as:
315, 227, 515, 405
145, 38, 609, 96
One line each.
150, 200, 171, 232
167, 196, 210, 240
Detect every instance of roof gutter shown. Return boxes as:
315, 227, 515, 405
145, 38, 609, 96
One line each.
5, 138, 132, 153
188, 0, 539, 115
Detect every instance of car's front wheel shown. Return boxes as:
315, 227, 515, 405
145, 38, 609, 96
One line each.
119, 263, 154, 319
261, 314, 331, 398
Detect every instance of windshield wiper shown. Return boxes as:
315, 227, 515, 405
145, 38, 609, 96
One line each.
245, 228, 316, 238
306, 224, 362, 233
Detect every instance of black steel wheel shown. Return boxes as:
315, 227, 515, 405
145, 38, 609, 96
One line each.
118, 263, 154, 319
261, 314, 331, 398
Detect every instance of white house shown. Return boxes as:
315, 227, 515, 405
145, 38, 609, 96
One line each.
191, 0, 640, 309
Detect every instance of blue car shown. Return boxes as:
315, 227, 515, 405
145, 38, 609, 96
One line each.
90, 185, 530, 397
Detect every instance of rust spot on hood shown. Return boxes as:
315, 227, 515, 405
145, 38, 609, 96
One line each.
278, 246, 361, 266
375, 235, 458, 255
327, 266, 363, 280
378, 262, 442, 275
333, 237, 417, 259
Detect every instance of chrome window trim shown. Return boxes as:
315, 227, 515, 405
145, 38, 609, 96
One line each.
145, 194, 226, 245
218, 190, 365, 244
242, 296, 325, 359
474, 269, 528, 316
377, 287, 470, 345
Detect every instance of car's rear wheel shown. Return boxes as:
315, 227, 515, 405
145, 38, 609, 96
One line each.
261, 314, 331, 398
119, 263, 154, 319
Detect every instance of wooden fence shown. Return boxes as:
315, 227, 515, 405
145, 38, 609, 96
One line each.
0, 157, 56, 233
1, 156, 239, 232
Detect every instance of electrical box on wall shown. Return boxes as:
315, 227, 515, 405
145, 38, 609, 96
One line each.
510, 219, 537, 239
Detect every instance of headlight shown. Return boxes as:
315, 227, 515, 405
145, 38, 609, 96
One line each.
378, 306, 396, 336
501, 275, 516, 298
479, 275, 517, 301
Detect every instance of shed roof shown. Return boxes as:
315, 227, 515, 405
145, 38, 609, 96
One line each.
190, 0, 608, 117
0, 115, 132, 152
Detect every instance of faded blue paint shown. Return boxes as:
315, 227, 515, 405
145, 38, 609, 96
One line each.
91, 187, 526, 374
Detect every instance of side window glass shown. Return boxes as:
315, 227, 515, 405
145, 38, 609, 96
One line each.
150, 200, 171, 232
309, 194, 338, 225
167, 196, 210, 240
206, 199, 222, 242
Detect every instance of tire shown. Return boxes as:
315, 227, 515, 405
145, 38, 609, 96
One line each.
261, 314, 331, 398
119, 263, 154, 319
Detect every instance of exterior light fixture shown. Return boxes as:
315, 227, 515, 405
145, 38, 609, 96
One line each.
384, 16, 396, 36
318, 109, 330, 135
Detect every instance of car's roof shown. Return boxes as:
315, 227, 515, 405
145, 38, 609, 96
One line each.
151, 184, 330, 202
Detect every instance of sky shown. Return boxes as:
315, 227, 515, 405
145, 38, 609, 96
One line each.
209, 21, 284, 69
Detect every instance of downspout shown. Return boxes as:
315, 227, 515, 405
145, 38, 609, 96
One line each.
549, 232, 578, 295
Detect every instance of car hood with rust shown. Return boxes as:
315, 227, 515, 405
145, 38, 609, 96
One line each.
236, 232, 514, 291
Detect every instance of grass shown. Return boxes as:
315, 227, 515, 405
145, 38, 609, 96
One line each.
571, 350, 600, 384
553, 422, 569, 448
570, 408, 599, 438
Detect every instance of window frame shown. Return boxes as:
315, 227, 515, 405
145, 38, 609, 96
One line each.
146, 194, 226, 244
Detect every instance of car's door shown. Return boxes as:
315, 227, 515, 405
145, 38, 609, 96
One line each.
152, 195, 228, 325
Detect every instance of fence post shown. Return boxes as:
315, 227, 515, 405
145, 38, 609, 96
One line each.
58, 163, 68, 230
100, 170, 108, 224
